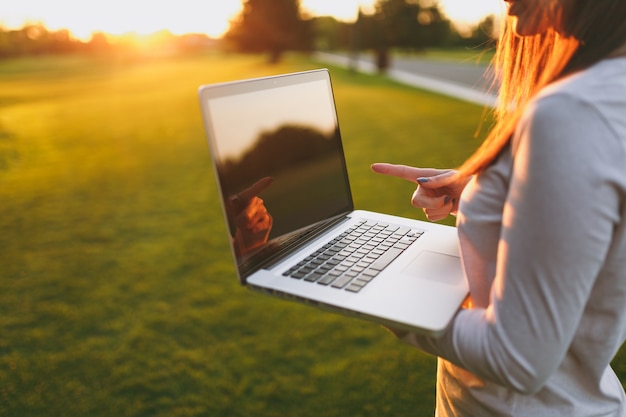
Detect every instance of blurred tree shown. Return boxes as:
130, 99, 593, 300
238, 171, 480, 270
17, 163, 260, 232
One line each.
220, 124, 339, 194
312, 16, 350, 51
86, 32, 110, 53
374, 0, 454, 51
470, 15, 498, 45
452, 14, 499, 49
225, 0, 313, 63
0, 24, 84, 57
375, 0, 420, 49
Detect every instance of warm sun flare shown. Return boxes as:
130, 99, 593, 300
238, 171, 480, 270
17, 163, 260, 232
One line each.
1, 0, 243, 40
1, 0, 503, 41
438, 0, 504, 24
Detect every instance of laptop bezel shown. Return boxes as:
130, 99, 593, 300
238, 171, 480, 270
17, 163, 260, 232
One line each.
198, 69, 355, 285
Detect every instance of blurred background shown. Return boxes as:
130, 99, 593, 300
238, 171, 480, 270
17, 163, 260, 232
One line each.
1, 1, 623, 416
1, 0, 502, 60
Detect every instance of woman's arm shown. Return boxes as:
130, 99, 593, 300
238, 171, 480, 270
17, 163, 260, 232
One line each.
399, 93, 623, 393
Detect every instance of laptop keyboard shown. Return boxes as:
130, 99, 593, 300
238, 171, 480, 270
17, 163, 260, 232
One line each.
282, 220, 424, 293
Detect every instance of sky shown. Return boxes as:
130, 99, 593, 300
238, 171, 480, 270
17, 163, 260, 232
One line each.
209, 79, 337, 159
0, 0, 504, 41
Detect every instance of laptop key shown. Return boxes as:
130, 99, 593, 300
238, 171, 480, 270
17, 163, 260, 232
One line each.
318, 274, 338, 285
283, 220, 422, 292
331, 275, 354, 289
370, 247, 404, 271
304, 272, 324, 282
345, 283, 364, 293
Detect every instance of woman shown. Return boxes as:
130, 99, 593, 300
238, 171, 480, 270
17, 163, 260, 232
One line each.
371, 0, 626, 415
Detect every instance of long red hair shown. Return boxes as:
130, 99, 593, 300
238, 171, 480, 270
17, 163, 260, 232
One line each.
458, 0, 626, 177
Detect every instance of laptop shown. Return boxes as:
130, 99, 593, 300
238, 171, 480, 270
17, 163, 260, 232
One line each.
198, 68, 468, 336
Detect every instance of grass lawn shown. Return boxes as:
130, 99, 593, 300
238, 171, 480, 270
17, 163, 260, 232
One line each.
0, 51, 623, 417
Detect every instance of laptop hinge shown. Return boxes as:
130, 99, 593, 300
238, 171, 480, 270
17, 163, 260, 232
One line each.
241, 213, 351, 280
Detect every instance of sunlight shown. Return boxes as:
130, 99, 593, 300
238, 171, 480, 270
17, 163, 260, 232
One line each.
439, 0, 504, 24
302, 0, 503, 24
301, 0, 376, 21
0, 0, 504, 41
1, 0, 242, 40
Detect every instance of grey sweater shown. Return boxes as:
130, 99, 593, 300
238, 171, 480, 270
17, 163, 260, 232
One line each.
402, 58, 626, 416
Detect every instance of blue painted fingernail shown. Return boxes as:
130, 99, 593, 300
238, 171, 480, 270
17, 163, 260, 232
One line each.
417, 177, 429, 183
444, 195, 451, 204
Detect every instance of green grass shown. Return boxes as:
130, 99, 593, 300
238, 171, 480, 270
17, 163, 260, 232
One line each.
0, 52, 623, 417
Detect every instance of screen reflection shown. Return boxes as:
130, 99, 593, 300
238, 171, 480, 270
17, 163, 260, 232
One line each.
208, 79, 352, 274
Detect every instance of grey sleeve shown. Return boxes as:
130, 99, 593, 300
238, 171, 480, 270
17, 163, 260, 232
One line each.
400, 94, 623, 394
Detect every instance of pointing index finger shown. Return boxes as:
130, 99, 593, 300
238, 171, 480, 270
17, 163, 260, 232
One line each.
371, 163, 442, 183
238, 177, 274, 203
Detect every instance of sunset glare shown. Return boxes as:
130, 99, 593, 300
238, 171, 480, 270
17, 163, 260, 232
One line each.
1, 0, 503, 41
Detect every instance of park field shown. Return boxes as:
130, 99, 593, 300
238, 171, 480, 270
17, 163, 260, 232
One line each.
0, 52, 623, 416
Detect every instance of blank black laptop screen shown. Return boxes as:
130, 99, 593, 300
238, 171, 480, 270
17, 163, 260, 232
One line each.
203, 73, 353, 278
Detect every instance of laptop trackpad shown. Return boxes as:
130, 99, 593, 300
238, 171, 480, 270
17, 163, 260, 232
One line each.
402, 250, 463, 286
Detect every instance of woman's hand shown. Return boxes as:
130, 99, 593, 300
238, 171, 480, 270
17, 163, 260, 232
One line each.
371, 163, 470, 222
227, 177, 274, 255
233, 196, 273, 255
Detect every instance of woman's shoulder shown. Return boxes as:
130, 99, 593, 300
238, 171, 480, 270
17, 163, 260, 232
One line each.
537, 57, 626, 107
524, 58, 626, 142
513, 60, 626, 164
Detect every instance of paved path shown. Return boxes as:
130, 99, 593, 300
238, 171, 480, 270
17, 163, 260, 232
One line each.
315, 52, 498, 108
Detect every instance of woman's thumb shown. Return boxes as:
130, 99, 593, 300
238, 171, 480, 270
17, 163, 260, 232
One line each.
416, 172, 453, 188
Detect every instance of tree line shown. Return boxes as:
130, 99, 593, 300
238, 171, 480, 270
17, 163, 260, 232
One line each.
225, 0, 497, 63
0, 0, 496, 60
0, 24, 217, 58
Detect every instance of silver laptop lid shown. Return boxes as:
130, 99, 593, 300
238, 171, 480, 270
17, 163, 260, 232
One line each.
198, 69, 354, 283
